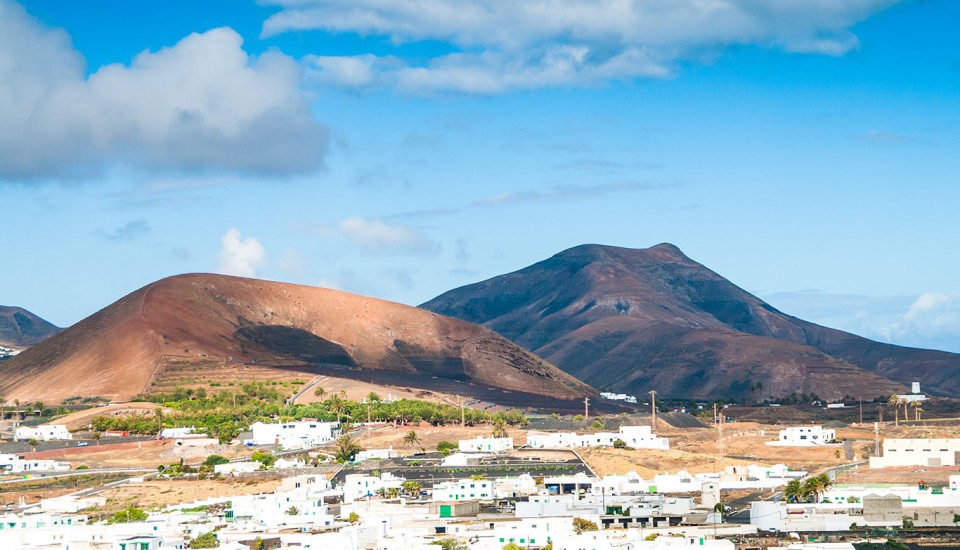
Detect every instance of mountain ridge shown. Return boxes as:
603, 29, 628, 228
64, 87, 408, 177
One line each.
422, 243, 954, 400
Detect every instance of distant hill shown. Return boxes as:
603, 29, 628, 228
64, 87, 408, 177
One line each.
0, 274, 594, 404
421, 244, 957, 400
0, 306, 60, 348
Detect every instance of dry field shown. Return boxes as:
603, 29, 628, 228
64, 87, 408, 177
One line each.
91, 477, 285, 512
292, 375, 465, 407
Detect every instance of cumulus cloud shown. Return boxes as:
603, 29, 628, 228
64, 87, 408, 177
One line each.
336, 217, 441, 256
217, 228, 266, 278
0, 0, 327, 180
880, 292, 960, 351
767, 291, 960, 353
265, 0, 901, 93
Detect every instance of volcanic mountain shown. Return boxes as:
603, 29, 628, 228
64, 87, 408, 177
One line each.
0, 306, 60, 348
0, 274, 593, 404
422, 244, 959, 400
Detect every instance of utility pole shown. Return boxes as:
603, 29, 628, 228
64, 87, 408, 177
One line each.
584, 397, 590, 420
459, 395, 465, 426
859, 396, 863, 424
874, 421, 880, 456
649, 390, 657, 430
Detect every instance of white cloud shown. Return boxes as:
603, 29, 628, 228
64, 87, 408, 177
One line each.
0, 0, 327, 180
216, 228, 266, 278
336, 217, 441, 256
879, 292, 960, 351
266, 0, 901, 93
766, 291, 960, 354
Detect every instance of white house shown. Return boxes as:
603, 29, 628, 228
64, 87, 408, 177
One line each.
432, 478, 493, 501
343, 472, 405, 503
526, 426, 669, 450
248, 420, 339, 450
14, 424, 72, 442
214, 462, 260, 475
869, 438, 960, 468
228, 475, 338, 529
525, 431, 584, 449
769, 426, 836, 446
160, 427, 205, 439
355, 448, 400, 461
896, 382, 927, 403
0, 453, 70, 473
458, 436, 513, 453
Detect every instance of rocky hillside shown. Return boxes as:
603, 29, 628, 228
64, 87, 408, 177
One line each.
422, 244, 953, 400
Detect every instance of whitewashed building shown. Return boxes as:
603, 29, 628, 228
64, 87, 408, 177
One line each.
355, 448, 400, 461
896, 382, 927, 403
526, 426, 669, 450
343, 472, 406, 503
160, 427, 205, 439
769, 426, 837, 446
247, 420, 338, 450
214, 462, 260, 475
0, 453, 70, 473
432, 478, 493, 501
869, 438, 960, 468
458, 436, 513, 453
14, 424, 72, 442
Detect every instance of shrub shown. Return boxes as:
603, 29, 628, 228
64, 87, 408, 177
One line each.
612, 439, 628, 449
203, 454, 230, 467
436, 440, 457, 455
572, 517, 598, 534
107, 507, 148, 524
189, 532, 220, 548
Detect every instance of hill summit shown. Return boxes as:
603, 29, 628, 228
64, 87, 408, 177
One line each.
0, 306, 60, 348
0, 274, 593, 404
422, 243, 958, 400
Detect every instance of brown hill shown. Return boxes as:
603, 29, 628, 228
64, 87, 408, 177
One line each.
0, 306, 60, 348
421, 243, 952, 400
0, 274, 594, 404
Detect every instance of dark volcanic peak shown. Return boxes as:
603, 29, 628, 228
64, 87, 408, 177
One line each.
0, 306, 61, 348
0, 273, 594, 404
422, 243, 954, 400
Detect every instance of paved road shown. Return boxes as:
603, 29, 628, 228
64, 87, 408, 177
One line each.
286, 375, 328, 406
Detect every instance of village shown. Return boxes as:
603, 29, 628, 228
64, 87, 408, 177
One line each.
0, 382, 958, 550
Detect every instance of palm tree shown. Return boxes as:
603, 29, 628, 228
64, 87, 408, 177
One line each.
401, 480, 422, 496
784, 479, 806, 503
153, 408, 164, 439
911, 401, 923, 421
802, 474, 833, 503
314, 386, 326, 399
327, 394, 348, 424
13, 399, 20, 425
887, 395, 901, 425
403, 430, 424, 452
27, 438, 39, 452
492, 418, 509, 439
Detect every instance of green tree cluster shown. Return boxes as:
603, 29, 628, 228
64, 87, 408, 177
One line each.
107, 507, 148, 524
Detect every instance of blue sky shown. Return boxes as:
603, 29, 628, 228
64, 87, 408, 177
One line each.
2, 0, 959, 353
